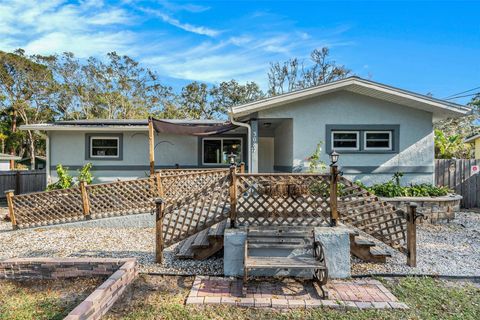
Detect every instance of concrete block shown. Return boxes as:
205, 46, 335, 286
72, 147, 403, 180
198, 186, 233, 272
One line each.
314, 227, 351, 279
223, 228, 247, 277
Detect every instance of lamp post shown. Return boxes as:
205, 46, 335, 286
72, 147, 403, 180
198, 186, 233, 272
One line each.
329, 150, 340, 227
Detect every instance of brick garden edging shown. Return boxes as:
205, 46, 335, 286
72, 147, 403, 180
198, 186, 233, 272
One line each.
0, 257, 138, 320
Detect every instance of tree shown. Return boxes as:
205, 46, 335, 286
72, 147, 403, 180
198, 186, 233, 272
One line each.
434, 129, 472, 159
37, 52, 176, 120
268, 47, 351, 96
0, 49, 55, 169
179, 80, 264, 119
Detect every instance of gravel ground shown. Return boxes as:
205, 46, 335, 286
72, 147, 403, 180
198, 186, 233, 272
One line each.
1, 211, 479, 277
351, 212, 480, 276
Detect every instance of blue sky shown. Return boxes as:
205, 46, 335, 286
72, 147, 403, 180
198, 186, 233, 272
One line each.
0, 0, 479, 104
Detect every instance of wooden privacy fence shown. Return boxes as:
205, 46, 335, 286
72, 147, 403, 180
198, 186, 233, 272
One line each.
0, 170, 46, 199
6, 168, 229, 229
435, 159, 480, 209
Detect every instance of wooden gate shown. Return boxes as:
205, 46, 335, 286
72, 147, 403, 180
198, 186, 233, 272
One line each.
435, 159, 480, 209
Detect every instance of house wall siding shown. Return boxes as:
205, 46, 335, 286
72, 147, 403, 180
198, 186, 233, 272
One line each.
273, 119, 293, 172
49, 131, 199, 182
258, 91, 434, 184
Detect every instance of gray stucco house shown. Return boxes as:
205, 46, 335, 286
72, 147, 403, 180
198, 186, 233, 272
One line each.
21, 77, 469, 185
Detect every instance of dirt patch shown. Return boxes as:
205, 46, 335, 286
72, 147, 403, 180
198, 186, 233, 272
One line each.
0, 277, 105, 320
106, 274, 194, 318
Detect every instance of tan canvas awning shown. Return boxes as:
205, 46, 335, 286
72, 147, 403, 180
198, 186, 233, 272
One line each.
150, 118, 237, 136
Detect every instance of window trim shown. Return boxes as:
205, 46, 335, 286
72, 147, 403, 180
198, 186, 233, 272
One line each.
201, 137, 243, 166
364, 131, 392, 151
89, 136, 120, 159
85, 133, 123, 161
325, 125, 400, 154
331, 131, 360, 151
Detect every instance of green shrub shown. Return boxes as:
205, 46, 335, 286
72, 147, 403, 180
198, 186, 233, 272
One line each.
46, 163, 94, 190
355, 173, 451, 197
46, 164, 73, 190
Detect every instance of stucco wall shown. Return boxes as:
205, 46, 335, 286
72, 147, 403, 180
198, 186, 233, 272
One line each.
49, 131, 199, 183
258, 91, 434, 184
273, 119, 293, 171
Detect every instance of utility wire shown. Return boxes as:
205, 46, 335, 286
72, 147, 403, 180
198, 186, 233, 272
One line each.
443, 86, 480, 99
444, 92, 480, 100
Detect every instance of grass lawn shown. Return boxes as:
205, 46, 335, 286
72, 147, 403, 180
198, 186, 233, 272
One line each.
0, 277, 104, 320
105, 275, 480, 320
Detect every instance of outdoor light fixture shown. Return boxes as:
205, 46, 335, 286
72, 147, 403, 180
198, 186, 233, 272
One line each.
329, 150, 339, 165
263, 122, 272, 128
228, 152, 237, 165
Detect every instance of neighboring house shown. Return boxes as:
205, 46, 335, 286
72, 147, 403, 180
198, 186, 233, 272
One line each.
20, 77, 469, 185
0, 153, 21, 171
465, 134, 480, 159
17, 156, 47, 170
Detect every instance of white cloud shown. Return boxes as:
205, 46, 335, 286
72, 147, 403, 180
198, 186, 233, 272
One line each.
159, 0, 210, 13
0, 0, 135, 55
140, 7, 221, 37
0, 0, 353, 90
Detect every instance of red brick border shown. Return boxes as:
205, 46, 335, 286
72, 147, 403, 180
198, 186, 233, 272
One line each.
0, 258, 138, 319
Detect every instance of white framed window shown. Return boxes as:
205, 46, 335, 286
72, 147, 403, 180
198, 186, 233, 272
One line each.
202, 137, 243, 165
331, 131, 359, 150
364, 131, 392, 150
90, 136, 120, 158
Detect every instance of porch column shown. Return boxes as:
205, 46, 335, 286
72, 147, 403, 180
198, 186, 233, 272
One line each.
250, 119, 259, 173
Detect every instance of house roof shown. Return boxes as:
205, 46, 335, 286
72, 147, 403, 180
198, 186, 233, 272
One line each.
0, 153, 21, 161
465, 133, 480, 143
20, 119, 227, 132
231, 76, 471, 121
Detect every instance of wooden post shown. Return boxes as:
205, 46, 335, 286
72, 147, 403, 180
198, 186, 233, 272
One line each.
329, 164, 339, 226
15, 171, 21, 195
240, 162, 245, 174
155, 198, 164, 264
148, 118, 155, 176
407, 202, 418, 267
80, 181, 91, 220
155, 171, 164, 197
5, 190, 17, 229
229, 164, 237, 228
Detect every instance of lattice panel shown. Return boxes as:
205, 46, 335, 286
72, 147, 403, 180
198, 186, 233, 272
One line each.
161, 169, 229, 203
338, 177, 407, 252
162, 174, 231, 246
87, 177, 159, 218
159, 168, 226, 176
236, 174, 331, 227
12, 187, 84, 228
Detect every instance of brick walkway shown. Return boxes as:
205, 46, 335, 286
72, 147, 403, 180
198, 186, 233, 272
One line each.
186, 276, 409, 310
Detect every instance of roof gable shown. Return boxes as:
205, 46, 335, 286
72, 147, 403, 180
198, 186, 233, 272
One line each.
231, 77, 470, 121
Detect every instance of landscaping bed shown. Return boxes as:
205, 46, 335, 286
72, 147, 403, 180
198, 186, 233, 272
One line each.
0, 277, 104, 320
104, 274, 480, 319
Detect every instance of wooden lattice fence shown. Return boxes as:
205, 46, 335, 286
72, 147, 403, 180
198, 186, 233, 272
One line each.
7, 169, 229, 229
338, 177, 407, 252
234, 173, 332, 227
161, 173, 231, 247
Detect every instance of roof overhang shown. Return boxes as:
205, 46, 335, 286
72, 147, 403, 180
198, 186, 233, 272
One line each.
231, 77, 471, 121
19, 119, 228, 132
465, 134, 480, 143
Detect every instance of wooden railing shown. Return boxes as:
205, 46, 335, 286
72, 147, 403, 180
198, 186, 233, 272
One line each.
337, 177, 408, 253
